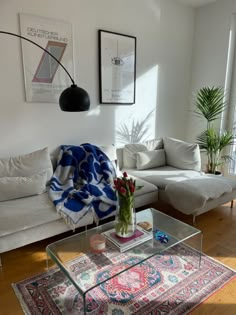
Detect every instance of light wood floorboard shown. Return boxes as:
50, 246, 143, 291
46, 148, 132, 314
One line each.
0, 202, 236, 314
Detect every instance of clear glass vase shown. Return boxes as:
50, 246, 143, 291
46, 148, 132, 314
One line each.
115, 195, 136, 238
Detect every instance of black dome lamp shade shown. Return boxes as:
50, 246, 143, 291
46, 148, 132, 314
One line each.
59, 84, 90, 112
0, 31, 90, 112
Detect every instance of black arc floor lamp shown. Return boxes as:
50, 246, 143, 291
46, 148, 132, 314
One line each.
0, 31, 90, 112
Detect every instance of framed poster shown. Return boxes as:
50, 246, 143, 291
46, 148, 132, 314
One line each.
99, 30, 136, 104
19, 13, 74, 103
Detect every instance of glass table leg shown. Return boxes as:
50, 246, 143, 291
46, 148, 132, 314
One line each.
199, 232, 203, 269
83, 293, 87, 315
46, 251, 50, 270
183, 232, 203, 269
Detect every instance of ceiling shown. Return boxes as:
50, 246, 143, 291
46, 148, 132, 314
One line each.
176, 0, 216, 7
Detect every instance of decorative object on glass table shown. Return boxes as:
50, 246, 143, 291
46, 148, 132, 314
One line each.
89, 234, 106, 253
154, 229, 169, 243
114, 172, 143, 238
102, 225, 153, 252
137, 221, 153, 232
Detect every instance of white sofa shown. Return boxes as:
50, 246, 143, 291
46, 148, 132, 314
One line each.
117, 137, 236, 223
1, 138, 235, 265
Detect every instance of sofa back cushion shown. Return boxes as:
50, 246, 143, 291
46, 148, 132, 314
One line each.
0, 147, 53, 184
142, 138, 163, 150
0, 173, 47, 201
164, 137, 201, 171
123, 143, 148, 169
136, 149, 166, 170
122, 138, 163, 169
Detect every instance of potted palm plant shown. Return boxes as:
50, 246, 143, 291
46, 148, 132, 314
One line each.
193, 86, 235, 174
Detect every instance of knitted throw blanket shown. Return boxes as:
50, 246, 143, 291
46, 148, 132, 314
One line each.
49, 144, 117, 228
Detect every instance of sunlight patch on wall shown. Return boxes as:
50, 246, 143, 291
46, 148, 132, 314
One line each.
148, 0, 161, 19
87, 106, 101, 116
115, 65, 159, 146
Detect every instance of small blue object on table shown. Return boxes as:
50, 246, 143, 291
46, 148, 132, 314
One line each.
153, 229, 169, 243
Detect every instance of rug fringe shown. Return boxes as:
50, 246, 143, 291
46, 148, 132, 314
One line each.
12, 283, 32, 315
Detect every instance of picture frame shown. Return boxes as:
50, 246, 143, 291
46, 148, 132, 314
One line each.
99, 30, 136, 104
19, 13, 74, 103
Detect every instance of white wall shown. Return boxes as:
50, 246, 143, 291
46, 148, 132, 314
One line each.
0, 0, 194, 158
185, 0, 235, 143
157, 0, 195, 138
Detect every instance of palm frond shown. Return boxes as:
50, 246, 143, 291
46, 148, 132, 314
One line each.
218, 131, 235, 150
193, 86, 227, 123
221, 155, 233, 162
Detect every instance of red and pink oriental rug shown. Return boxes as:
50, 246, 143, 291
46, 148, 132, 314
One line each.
13, 244, 235, 314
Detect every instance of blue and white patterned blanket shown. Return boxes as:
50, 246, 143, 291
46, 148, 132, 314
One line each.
49, 144, 117, 228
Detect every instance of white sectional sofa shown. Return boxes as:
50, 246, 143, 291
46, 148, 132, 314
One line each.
1, 137, 235, 265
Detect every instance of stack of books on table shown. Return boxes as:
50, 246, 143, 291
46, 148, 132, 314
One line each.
102, 226, 153, 252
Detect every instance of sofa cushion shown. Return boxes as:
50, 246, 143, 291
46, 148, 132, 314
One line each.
0, 173, 47, 201
164, 137, 201, 171
127, 166, 203, 189
165, 176, 233, 214
0, 191, 59, 237
142, 138, 163, 150
122, 138, 164, 169
0, 188, 93, 238
0, 147, 53, 183
136, 149, 166, 170
123, 143, 148, 168
129, 175, 158, 208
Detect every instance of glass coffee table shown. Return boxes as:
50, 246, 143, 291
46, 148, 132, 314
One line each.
46, 208, 202, 314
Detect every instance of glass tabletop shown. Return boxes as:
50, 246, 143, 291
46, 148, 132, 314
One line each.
46, 208, 201, 297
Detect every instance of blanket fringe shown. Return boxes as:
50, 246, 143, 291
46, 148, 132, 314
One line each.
58, 206, 76, 232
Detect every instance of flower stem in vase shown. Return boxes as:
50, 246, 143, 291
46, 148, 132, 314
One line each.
115, 195, 136, 238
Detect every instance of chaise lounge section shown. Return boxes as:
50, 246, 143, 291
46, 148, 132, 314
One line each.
117, 137, 236, 224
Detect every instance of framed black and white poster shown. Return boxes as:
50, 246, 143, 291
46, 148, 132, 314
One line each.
99, 30, 136, 104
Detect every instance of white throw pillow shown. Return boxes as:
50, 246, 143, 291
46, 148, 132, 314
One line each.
0, 173, 47, 201
164, 137, 201, 171
123, 143, 148, 169
0, 147, 53, 183
136, 149, 166, 170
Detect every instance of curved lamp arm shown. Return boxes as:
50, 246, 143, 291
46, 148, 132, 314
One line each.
0, 30, 90, 111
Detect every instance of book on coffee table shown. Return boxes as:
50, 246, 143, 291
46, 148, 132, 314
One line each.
102, 226, 153, 252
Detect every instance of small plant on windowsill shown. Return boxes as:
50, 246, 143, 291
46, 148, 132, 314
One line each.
113, 172, 143, 238
193, 86, 235, 175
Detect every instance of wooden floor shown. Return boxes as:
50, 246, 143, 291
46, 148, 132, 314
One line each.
0, 202, 236, 315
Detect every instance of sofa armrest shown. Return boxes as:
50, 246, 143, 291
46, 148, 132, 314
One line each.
116, 147, 124, 170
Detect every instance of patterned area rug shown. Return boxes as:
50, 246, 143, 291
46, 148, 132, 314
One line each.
13, 244, 235, 315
